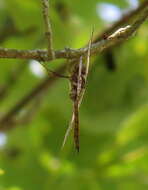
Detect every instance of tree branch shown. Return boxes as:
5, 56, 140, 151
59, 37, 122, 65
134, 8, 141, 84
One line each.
0, 2, 147, 131
94, 1, 148, 42
0, 5, 147, 62
0, 65, 66, 130
41, 0, 55, 59
0, 63, 26, 101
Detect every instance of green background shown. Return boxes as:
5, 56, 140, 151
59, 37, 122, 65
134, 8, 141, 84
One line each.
0, 0, 148, 189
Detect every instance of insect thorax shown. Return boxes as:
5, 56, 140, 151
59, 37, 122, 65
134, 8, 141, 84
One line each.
69, 63, 86, 101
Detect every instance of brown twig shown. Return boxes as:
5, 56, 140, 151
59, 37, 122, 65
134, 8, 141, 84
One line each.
0, 5, 147, 62
0, 2, 147, 131
41, 63, 69, 78
16, 95, 44, 126
93, 1, 148, 42
0, 63, 26, 101
42, 0, 55, 59
0, 65, 66, 131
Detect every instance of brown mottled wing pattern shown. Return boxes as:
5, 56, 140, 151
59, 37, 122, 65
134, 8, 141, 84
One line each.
73, 56, 83, 152
62, 58, 83, 152
62, 29, 93, 152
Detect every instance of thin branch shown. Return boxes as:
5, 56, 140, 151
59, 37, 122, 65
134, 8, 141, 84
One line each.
42, 0, 55, 59
0, 2, 147, 131
15, 95, 44, 126
46, 68, 69, 79
93, 1, 148, 42
0, 5, 147, 62
0, 65, 66, 130
94, 1, 148, 72
41, 63, 69, 78
0, 63, 26, 101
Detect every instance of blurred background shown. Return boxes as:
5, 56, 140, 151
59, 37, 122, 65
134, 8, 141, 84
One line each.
0, 0, 148, 189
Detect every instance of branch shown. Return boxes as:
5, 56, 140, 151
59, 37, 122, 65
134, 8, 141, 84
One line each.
0, 63, 26, 101
0, 2, 147, 131
7, 95, 44, 128
41, 62, 69, 78
94, 1, 148, 42
94, 1, 148, 71
42, 0, 54, 59
0, 5, 147, 62
0, 65, 66, 130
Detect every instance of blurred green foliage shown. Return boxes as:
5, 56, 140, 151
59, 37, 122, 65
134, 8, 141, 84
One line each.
0, 0, 148, 189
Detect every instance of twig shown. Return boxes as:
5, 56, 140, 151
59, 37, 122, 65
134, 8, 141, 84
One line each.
46, 68, 69, 79
41, 63, 69, 78
0, 6, 147, 62
0, 65, 66, 131
93, 1, 148, 42
42, 0, 55, 59
16, 95, 44, 125
0, 2, 147, 131
0, 63, 26, 101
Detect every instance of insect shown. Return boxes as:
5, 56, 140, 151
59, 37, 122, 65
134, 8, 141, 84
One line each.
62, 30, 93, 152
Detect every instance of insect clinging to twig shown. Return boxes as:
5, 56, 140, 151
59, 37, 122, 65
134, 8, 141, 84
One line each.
62, 30, 94, 152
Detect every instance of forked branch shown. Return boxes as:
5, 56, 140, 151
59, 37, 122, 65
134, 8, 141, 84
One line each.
0, 2, 148, 131
0, 5, 147, 62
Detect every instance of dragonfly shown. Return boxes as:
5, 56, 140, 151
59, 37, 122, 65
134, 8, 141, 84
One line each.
62, 30, 93, 152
